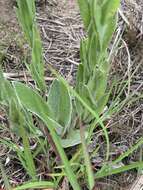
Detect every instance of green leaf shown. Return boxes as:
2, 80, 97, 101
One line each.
80, 125, 94, 189
101, 0, 120, 23
78, 0, 91, 30
87, 33, 98, 70
48, 79, 72, 131
0, 71, 16, 104
0, 138, 35, 178
16, 0, 46, 91
96, 94, 109, 115
47, 64, 110, 161
91, 0, 118, 50
13, 83, 81, 190
102, 18, 117, 50
30, 26, 46, 91
61, 129, 88, 148
95, 137, 143, 179
113, 137, 143, 165
9, 100, 24, 135
9, 100, 37, 180
79, 39, 90, 83
76, 64, 84, 92
13, 82, 63, 135
16, 0, 34, 45
13, 181, 54, 190
95, 161, 143, 179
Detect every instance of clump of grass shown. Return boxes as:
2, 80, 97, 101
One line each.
0, 0, 143, 189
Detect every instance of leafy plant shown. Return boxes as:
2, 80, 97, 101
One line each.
0, 0, 143, 190
16, 0, 46, 92
76, 0, 119, 122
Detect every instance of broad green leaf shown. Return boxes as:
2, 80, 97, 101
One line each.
48, 79, 72, 130
0, 71, 15, 104
101, 0, 120, 23
78, 0, 91, 30
92, 3, 107, 50
26, 0, 36, 16
13, 83, 81, 190
92, 1, 102, 37
13, 82, 63, 135
91, 0, 118, 50
96, 94, 109, 115
102, 18, 117, 50
95, 81, 114, 115
47, 63, 110, 161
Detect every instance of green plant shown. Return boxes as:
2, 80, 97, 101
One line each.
76, 0, 119, 120
0, 0, 143, 190
16, 0, 46, 92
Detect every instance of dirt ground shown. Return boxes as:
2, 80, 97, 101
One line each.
0, 0, 143, 189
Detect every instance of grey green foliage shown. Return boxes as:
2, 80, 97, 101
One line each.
12, 181, 55, 190
1, 0, 143, 190
16, 0, 46, 91
13, 82, 63, 135
13, 82, 81, 190
48, 79, 72, 133
0, 71, 37, 180
76, 0, 120, 122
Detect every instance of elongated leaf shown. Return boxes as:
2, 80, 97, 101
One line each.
87, 33, 98, 69
80, 125, 94, 189
30, 26, 46, 91
13, 83, 81, 190
48, 65, 110, 161
16, 0, 34, 45
80, 39, 90, 82
78, 0, 91, 30
103, 18, 117, 50
9, 100, 37, 179
76, 64, 84, 92
16, 0, 46, 91
13, 181, 54, 190
0, 70, 16, 104
48, 79, 72, 131
0, 138, 34, 177
95, 161, 143, 179
101, 0, 120, 23
13, 82, 63, 135
113, 137, 143, 165
95, 137, 143, 179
